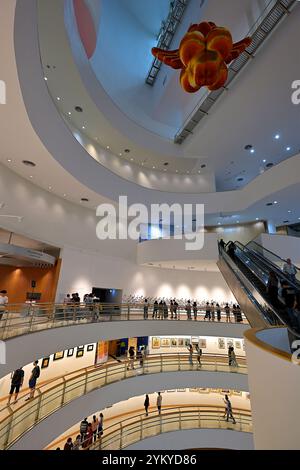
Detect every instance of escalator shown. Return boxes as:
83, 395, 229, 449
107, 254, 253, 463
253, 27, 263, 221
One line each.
217, 241, 300, 345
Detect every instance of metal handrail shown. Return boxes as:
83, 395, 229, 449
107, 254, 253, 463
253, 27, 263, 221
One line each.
0, 302, 248, 341
63, 406, 252, 451
0, 353, 247, 450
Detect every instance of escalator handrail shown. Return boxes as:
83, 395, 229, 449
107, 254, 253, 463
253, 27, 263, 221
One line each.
247, 240, 300, 274
219, 247, 300, 339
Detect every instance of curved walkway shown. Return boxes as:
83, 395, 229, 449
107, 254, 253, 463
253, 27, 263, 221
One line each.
0, 303, 248, 341
0, 353, 246, 449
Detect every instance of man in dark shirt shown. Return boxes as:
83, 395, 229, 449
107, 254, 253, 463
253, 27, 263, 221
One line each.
7, 367, 24, 405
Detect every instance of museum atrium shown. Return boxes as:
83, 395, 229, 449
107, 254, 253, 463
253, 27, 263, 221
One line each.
0, 0, 300, 454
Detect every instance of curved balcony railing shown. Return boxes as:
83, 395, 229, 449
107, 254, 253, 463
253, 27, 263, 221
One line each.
48, 405, 252, 450
0, 303, 248, 341
0, 353, 247, 450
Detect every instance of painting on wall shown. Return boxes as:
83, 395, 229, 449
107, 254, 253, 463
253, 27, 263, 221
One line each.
161, 338, 171, 348
199, 338, 207, 349
184, 338, 191, 347
232, 390, 242, 396
41, 357, 50, 369
76, 349, 84, 358
235, 340, 242, 350
198, 388, 209, 393
218, 338, 225, 349
171, 338, 178, 347
152, 337, 161, 349
53, 351, 65, 361
87, 344, 94, 352
178, 338, 184, 347
67, 348, 74, 357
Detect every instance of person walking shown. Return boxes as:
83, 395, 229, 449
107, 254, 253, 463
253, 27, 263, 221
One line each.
25, 360, 40, 401
7, 367, 24, 405
283, 258, 297, 283
216, 303, 221, 322
152, 300, 158, 318
139, 346, 145, 368
225, 303, 231, 322
158, 301, 164, 319
127, 346, 135, 370
224, 394, 236, 424
80, 417, 89, 442
157, 392, 162, 415
193, 301, 198, 320
195, 345, 202, 368
0, 290, 8, 321
91, 415, 99, 443
187, 343, 193, 366
143, 299, 149, 319
228, 346, 233, 366
230, 347, 238, 367
211, 302, 215, 321
144, 394, 150, 416
97, 413, 104, 439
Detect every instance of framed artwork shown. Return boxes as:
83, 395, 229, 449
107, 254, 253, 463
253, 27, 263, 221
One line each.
166, 389, 175, 393
218, 338, 225, 349
235, 340, 242, 350
152, 337, 161, 349
171, 338, 178, 347
199, 338, 207, 349
87, 344, 94, 352
198, 388, 209, 393
76, 349, 84, 358
41, 357, 50, 369
184, 338, 190, 347
161, 338, 171, 348
178, 338, 184, 347
227, 339, 234, 349
176, 388, 186, 393
191, 336, 199, 343
77, 345, 84, 350
189, 388, 199, 393
221, 389, 231, 395
242, 341, 245, 351
232, 390, 242, 396
67, 348, 74, 357
53, 351, 65, 361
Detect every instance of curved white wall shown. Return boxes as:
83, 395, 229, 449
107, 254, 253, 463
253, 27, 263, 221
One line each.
10, 371, 249, 450
127, 429, 254, 450
245, 329, 300, 449
1, 321, 249, 378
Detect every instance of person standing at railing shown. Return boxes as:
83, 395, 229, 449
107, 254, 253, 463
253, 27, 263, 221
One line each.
163, 301, 168, 319
204, 302, 211, 321
127, 346, 135, 370
144, 394, 150, 416
211, 302, 215, 321
63, 437, 74, 450
97, 413, 104, 439
158, 301, 164, 319
187, 343, 194, 366
0, 290, 8, 320
235, 305, 243, 323
91, 415, 99, 443
186, 300, 192, 320
216, 303, 221, 322
170, 300, 174, 318
223, 394, 236, 424
7, 366, 24, 405
143, 299, 149, 319
195, 345, 202, 368
82, 423, 93, 449
230, 347, 238, 368
283, 258, 297, 284
72, 435, 81, 450
173, 300, 178, 319
225, 303, 231, 322
157, 392, 162, 415
193, 301, 197, 320
152, 300, 158, 318
80, 417, 89, 442
25, 360, 40, 401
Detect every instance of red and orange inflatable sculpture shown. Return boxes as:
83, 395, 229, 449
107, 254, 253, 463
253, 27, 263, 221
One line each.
152, 21, 252, 93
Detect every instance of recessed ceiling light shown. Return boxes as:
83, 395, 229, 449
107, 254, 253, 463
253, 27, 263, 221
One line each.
274, 201, 278, 204
237, 220, 240, 223
22, 160, 36, 167
164, 168, 167, 171
153, 166, 155, 169
63, 194, 67, 197
288, 210, 292, 213
29, 175, 33, 178
7, 159, 12, 163
48, 186, 52, 190
130, 158, 134, 161
81, 198, 89, 202
68, 112, 71, 115
286, 146, 291, 151
275, 134, 280, 140
218, 222, 221, 225
56, 97, 61, 101
198, 170, 201, 174
119, 153, 122, 156
44, 77, 48, 81
176, 170, 178, 173
82, 126, 85, 130
250, 149, 255, 154
106, 146, 110, 150
263, 159, 267, 163
256, 218, 259, 221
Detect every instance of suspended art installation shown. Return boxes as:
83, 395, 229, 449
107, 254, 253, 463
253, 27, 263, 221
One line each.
152, 21, 252, 93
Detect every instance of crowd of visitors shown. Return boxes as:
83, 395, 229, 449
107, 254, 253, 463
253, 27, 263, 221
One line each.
60, 414, 104, 450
